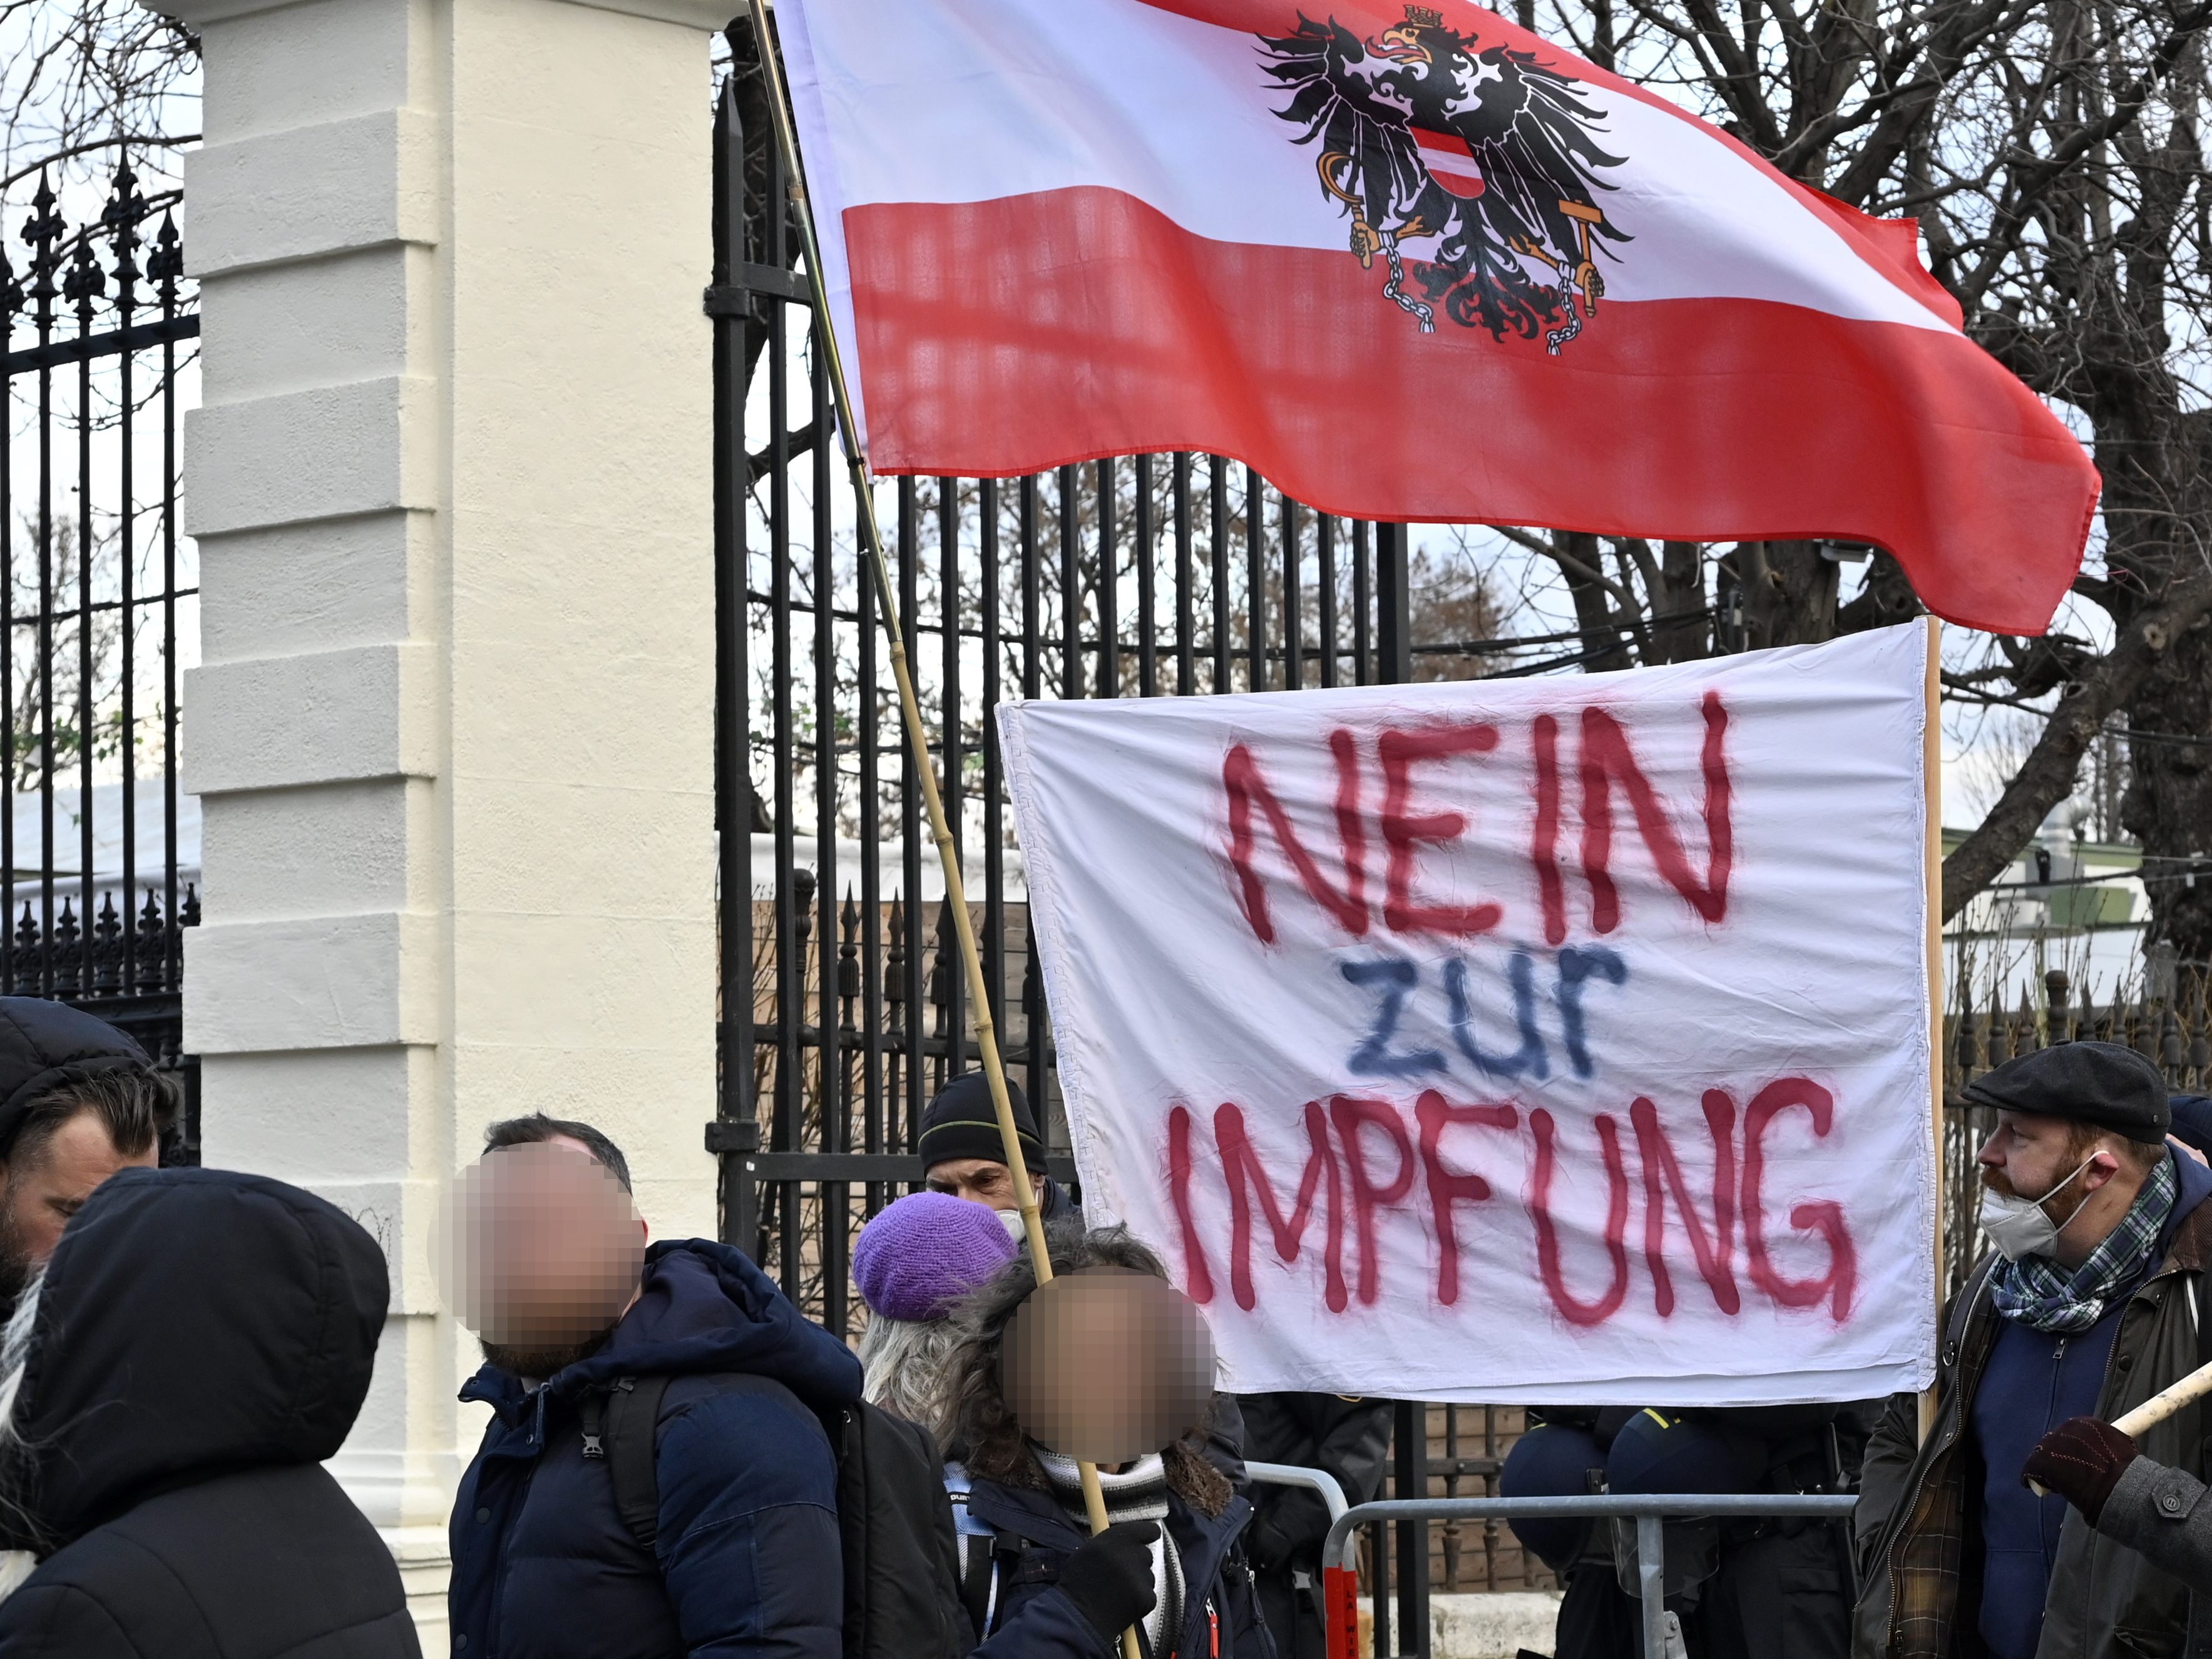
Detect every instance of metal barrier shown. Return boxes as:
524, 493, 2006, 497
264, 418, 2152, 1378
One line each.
1320, 1493, 1859, 1659
1244, 1459, 1351, 1529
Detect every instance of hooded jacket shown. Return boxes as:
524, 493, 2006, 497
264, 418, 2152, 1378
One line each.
449, 1237, 864, 1659
0, 1166, 418, 1659
1851, 1148, 2212, 1659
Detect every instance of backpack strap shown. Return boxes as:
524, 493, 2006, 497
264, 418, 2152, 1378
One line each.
578, 1376, 672, 1554
956, 1517, 996, 1640
956, 1519, 1030, 1641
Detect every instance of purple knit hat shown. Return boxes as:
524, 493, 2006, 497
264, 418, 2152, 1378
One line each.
852, 1190, 1018, 1322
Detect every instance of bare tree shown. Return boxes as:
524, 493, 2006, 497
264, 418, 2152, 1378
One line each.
0, 1, 195, 189
1445, 0, 2212, 961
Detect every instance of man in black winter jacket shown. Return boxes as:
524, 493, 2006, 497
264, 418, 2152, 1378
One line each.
446, 1117, 862, 1659
1502, 1401, 1869, 1659
0, 1167, 420, 1658
1239, 1392, 1393, 1658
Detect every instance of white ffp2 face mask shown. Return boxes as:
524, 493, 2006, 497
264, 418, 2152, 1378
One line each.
1979, 1156, 2096, 1262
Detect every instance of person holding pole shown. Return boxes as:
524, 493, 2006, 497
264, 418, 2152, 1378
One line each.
1850, 1041, 2212, 1659
938, 1225, 1276, 1658
2022, 1383, 2212, 1644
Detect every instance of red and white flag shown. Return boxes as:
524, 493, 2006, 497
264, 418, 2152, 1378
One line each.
780, 0, 2099, 635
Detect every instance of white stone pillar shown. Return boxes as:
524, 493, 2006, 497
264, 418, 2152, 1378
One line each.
157, 0, 732, 1636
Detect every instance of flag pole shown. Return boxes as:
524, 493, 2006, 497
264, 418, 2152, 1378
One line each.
737, 11, 1139, 1654
1920, 612, 1944, 1446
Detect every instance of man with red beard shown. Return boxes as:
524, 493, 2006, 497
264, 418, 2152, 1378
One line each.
1851, 1041, 2211, 1659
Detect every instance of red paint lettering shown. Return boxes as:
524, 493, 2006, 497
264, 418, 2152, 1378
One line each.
1578, 692, 1733, 935
1215, 1100, 1346, 1313
1379, 724, 1504, 937
1224, 732, 1368, 944
1742, 1078, 1856, 1321
1416, 1090, 1519, 1305
1631, 1091, 1741, 1317
1169, 1104, 1215, 1305
1329, 1095, 1417, 1306
1530, 1106, 1631, 1327
1532, 713, 1567, 947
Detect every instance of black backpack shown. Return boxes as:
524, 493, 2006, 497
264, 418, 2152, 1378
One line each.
579, 1374, 966, 1659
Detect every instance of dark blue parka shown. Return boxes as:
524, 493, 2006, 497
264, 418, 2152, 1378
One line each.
964, 1473, 1274, 1659
449, 1239, 864, 1659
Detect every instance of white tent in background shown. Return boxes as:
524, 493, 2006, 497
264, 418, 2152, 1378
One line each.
1, 780, 202, 929
739, 832, 1026, 907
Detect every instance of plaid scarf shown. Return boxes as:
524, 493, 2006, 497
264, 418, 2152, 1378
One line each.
1990, 1152, 2176, 1334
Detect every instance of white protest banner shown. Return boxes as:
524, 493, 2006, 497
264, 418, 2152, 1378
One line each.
998, 622, 1938, 1404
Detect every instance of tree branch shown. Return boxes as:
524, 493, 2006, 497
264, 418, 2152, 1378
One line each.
1940, 570, 2212, 917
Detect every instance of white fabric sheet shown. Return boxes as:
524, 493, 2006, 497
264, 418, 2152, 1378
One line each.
999, 624, 1938, 1403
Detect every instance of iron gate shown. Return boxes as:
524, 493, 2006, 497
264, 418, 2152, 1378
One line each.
0, 156, 198, 1155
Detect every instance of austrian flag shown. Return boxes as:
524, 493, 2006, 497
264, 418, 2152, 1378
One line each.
779, 0, 2101, 636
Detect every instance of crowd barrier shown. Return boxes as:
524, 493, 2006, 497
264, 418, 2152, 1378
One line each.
1294, 1491, 1860, 1659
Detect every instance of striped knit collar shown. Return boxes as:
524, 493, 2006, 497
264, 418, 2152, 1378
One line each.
1032, 1448, 1182, 1656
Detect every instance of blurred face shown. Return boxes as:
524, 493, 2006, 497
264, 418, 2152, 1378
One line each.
439, 1138, 646, 1381
1000, 1266, 1216, 1469
927, 1157, 1019, 1212
0, 1109, 156, 1299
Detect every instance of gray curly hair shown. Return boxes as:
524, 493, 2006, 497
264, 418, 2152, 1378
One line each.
856, 1309, 965, 1441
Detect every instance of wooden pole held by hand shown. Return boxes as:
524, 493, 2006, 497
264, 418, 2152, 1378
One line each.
1920, 614, 1944, 1447
737, 14, 1139, 1658
2113, 1356, 2212, 1439
2027, 1356, 2212, 1495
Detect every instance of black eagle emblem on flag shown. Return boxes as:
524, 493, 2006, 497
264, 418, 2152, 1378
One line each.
1261, 5, 1629, 352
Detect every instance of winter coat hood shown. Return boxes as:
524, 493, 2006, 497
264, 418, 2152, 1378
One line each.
460, 1237, 863, 1418
9, 1166, 389, 1548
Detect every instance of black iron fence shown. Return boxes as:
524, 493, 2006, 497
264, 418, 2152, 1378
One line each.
1, 157, 198, 1153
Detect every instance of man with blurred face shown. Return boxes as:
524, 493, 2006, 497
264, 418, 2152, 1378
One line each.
460, 1119, 643, 1381
445, 1113, 863, 1659
1851, 1043, 2212, 1659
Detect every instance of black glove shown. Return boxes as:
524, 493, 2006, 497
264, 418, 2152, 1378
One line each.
2022, 1416, 2138, 1526
1057, 1519, 1160, 1643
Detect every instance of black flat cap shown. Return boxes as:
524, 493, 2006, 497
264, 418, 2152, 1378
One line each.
1961, 1040, 2171, 1143
919, 1072, 1043, 1173
0, 997, 154, 1156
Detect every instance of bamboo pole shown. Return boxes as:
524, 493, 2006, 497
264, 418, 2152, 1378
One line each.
737, 11, 1139, 1656
2111, 1357, 2212, 1437
2026, 1355, 2212, 1495
1921, 613, 1944, 1446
